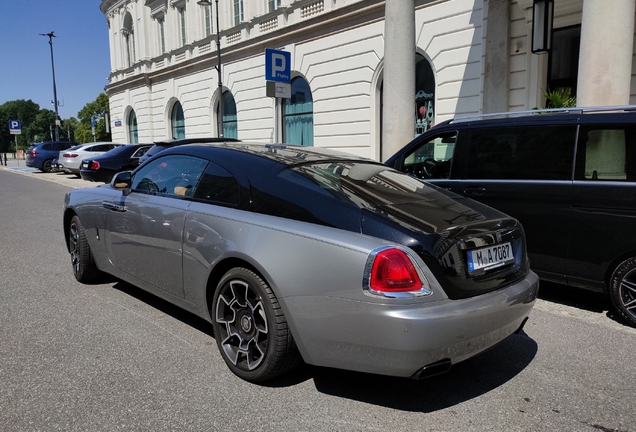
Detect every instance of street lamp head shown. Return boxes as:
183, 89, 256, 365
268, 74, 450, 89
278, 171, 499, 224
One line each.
197, 0, 212, 5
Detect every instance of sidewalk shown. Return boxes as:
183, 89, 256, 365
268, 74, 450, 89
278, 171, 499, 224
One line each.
1, 157, 94, 189
1, 157, 28, 169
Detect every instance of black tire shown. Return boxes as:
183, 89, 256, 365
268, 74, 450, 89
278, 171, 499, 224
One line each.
41, 159, 53, 173
212, 268, 301, 382
609, 257, 636, 328
68, 215, 102, 283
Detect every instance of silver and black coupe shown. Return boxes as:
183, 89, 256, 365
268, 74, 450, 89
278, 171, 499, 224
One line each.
63, 140, 538, 383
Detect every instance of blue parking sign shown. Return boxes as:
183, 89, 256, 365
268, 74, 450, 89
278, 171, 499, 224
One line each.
265, 48, 291, 83
9, 120, 21, 134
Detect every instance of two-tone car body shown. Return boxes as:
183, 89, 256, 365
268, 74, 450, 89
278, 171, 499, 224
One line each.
63, 141, 538, 382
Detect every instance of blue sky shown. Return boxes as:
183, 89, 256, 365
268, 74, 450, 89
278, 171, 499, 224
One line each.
0, 1, 110, 118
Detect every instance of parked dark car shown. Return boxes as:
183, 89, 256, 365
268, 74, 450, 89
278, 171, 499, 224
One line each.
80, 143, 152, 183
138, 137, 241, 164
26, 141, 77, 172
385, 105, 636, 327
64, 140, 538, 383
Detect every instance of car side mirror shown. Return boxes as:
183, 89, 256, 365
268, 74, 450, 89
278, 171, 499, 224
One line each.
111, 171, 132, 195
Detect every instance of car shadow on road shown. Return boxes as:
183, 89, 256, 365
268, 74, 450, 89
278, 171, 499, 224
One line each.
537, 281, 625, 325
111, 280, 215, 338
275, 331, 537, 412
110, 279, 538, 411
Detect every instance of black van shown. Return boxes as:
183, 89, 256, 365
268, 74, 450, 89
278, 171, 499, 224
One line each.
385, 106, 636, 327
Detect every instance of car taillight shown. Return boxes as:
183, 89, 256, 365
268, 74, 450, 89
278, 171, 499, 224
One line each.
29, 151, 38, 157
370, 248, 422, 292
62, 153, 78, 158
90, 161, 100, 170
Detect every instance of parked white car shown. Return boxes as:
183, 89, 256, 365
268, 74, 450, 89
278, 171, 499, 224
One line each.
58, 142, 123, 177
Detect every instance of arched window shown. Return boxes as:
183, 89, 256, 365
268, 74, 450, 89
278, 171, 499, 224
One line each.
415, 54, 435, 134
171, 102, 185, 139
127, 109, 138, 143
379, 53, 436, 149
217, 92, 237, 139
123, 13, 135, 68
282, 77, 313, 146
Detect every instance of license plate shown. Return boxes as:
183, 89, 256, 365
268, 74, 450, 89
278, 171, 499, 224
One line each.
82, 161, 89, 168
466, 242, 514, 273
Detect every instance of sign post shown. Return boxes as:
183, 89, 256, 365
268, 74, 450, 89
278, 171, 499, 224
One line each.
91, 116, 96, 142
9, 120, 21, 166
265, 49, 292, 143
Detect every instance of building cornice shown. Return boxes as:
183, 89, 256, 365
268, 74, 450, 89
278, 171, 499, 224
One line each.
105, 0, 388, 95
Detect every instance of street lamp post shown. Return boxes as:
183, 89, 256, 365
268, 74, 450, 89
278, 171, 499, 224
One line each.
198, 0, 223, 137
40, 31, 61, 141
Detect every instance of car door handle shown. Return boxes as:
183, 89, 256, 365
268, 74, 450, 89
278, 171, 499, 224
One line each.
102, 201, 127, 212
463, 187, 487, 196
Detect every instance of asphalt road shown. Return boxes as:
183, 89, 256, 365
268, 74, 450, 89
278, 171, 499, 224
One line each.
1, 165, 635, 432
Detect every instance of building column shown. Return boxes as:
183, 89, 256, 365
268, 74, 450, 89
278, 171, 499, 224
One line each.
381, 0, 415, 162
483, 0, 510, 113
577, 0, 636, 107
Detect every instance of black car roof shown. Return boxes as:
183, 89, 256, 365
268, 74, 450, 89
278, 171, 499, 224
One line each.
159, 141, 379, 167
152, 137, 241, 147
436, 105, 636, 129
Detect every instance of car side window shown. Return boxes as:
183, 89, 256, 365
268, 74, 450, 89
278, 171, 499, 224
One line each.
131, 155, 208, 197
466, 126, 576, 180
402, 132, 456, 179
42, 144, 52, 151
575, 126, 636, 181
132, 147, 150, 158
192, 162, 240, 205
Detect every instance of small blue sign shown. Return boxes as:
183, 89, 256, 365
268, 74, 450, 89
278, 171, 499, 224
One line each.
9, 120, 21, 132
265, 48, 291, 83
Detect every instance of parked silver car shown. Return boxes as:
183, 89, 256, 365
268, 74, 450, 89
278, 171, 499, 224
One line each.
57, 142, 123, 177
63, 141, 538, 382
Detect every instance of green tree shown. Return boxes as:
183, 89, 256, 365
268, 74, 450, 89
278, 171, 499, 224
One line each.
76, 93, 112, 143
24, 109, 57, 144
0, 100, 41, 152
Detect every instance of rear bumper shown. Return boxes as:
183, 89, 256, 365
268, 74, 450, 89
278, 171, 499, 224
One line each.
80, 170, 98, 181
283, 271, 539, 378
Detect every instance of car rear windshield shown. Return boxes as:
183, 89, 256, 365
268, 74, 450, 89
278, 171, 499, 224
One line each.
282, 162, 443, 209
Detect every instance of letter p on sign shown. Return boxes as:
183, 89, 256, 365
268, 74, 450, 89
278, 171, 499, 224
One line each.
265, 48, 291, 83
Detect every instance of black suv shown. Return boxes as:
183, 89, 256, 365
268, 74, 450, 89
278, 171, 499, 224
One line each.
386, 106, 636, 327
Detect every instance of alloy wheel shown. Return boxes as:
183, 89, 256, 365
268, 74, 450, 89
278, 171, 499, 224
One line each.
618, 267, 636, 321
69, 221, 81, 275
215, 279, 269, 371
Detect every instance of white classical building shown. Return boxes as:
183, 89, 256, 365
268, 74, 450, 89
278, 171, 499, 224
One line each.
100, 0, 636, 161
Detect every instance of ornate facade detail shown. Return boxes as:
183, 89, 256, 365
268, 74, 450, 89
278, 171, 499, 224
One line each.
227, 31, 242, 44
300, 0, 324, 19
259, 17, 278, 33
